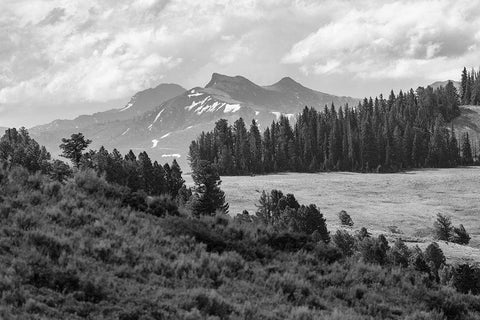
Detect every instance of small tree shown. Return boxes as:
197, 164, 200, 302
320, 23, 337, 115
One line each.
332, 230, 355, 256
433, 213, 452, 241
338, 210, 353, 226
424, 242, 446, 272
190, 160, 229, 215
59, 133, 92, 168
289, 204, 329, 243
452, 224, 470, 245
388, 239, 410, 267
357, 227, 371, 240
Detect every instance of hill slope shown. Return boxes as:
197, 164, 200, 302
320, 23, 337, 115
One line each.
451, 105, 480, 147
1, 166, 480, 319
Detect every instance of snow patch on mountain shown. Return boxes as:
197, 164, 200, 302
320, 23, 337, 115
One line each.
151, 139, 159, 148
186, 96, 211, 111
119, 100, 135, 112
153, 108, 165, 123
271, 111, 282, 119
187, 89, 204, 98
162, 154, 181, 158
160, 132, 171, 139
224, 103, 241, 113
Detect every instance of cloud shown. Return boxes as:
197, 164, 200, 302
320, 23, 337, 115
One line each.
1, 0, 480, 127
283, 0, 480, 82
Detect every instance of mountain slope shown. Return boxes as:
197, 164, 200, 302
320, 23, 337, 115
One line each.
31, 74, 359, 169
30, 83, 186, 134
450, 105, 480, 145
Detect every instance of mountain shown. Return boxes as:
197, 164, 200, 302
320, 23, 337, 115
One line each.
30, 74, 359, 170
428, 80, 461, 91
30, 83, 186, 134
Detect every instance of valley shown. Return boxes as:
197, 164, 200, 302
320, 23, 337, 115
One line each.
186, 167, 480, 264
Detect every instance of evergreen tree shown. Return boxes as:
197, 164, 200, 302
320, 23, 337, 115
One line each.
169, 159, 185, 199
461, 132, 473, 165
59, 133, 92, 168
190, 160, 229, 215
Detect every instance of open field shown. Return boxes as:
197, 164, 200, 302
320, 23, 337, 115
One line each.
186, 167, 480, 263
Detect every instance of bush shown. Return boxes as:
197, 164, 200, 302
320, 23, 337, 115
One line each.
388, 239, 410, 267
289, 204, 329, 242
358, 236, 388, 265
338, 210, 354, 226
451, 224, 470, 245
146, 195, 179, 217
332, 230, 355, 256
433, 213, 452, 241
424, 242, 445, 271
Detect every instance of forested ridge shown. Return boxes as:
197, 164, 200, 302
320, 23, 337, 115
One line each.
189, 73, 477, 175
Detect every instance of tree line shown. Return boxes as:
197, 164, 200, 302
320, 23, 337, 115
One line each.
189, 80, 477, 175
0, 128, 229, 217
460, 66, 480, 105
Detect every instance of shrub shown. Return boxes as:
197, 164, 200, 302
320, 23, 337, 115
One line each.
452, 264, 480, 294
357, 227, 370, 240
410, 247, 430, 273
451, 224, 470, 245
424, 242, 446, 271
189, 290, 235, 318
146, 195, 179, 217
290, 204, 329, 242
433, 213, 452, 241
388, 239, 410, 267
332, 230, 355, 256
338, 210, 354, 226
358, 236, 389, 264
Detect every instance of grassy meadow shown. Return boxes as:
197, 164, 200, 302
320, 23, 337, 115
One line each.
187, 167, 480, 263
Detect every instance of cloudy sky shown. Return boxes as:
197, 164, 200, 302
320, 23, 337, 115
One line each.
1, 0, 480, 127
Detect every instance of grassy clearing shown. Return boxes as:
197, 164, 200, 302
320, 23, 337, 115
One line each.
187, 167, 480, 263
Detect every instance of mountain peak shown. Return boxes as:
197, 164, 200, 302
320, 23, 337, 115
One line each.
276, 76, 302, 87
205, 73, 254, 88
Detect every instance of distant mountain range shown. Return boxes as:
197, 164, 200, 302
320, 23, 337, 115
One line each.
29, 73, 359, 169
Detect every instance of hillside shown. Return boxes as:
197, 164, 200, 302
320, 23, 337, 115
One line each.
451, 105, 480, 148
2, 162, 480, 319
30, 74, 359, 169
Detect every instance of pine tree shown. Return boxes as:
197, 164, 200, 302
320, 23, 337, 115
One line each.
461, 132, 473, 165
248, 119, 263, 173
190, 160, 229, 215
169, 159, 185, 199
461, 67, 468, 104
138, 151, 154, 194
59, 133, 92, 168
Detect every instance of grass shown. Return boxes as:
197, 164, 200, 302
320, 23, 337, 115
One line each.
186, 167, 480, 264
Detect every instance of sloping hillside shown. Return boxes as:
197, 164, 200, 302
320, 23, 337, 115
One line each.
451, 105, 480, 148
2, 164, 480, 319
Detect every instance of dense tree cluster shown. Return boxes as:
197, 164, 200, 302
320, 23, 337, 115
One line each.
242, 189, 330, 242
190, 82, 472, 175
0, 128, 52, 173
460, 67, 480, 105
91, 148, 184, 197
433, 213, 471, 245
